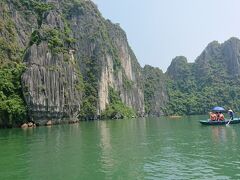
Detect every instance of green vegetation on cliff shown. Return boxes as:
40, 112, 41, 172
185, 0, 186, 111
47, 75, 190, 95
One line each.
165, 81, 240, 116
143, 65, 168, 116
101, 87, 136, 119
79, 56, 99, 120
15, 0, 54, 27
0, 2, 27, 127
0, 63, 27, 127
165, 39, 240, 115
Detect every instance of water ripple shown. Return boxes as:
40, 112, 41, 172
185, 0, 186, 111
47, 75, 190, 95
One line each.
1, 117, 240, 179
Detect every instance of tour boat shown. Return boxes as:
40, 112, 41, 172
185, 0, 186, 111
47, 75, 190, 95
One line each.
199, 118, 240, 125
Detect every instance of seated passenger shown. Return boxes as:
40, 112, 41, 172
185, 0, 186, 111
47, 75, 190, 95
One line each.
209, 112, 217, 121
219, 112, 224, 121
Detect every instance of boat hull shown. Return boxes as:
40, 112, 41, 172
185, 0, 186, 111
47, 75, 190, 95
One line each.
199, 118, 240, 125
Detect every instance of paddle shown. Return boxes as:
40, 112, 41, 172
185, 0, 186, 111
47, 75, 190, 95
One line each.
226, 119, 231, 126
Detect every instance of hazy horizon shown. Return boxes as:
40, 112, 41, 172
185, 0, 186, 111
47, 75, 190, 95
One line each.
93, 0, 240, 72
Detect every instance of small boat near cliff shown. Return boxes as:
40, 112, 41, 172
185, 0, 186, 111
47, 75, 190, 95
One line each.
199, 106, 240, 125
199, 118, 240, 125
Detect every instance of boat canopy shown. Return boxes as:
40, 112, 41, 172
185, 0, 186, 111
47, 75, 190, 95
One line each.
212, 106, 225, 112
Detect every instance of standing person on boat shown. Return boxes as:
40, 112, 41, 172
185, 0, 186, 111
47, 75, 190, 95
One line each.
209, 112, 217, 121
228, 109, 234, 120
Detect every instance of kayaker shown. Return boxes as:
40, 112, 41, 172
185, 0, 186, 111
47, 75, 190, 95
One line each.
209, 112, 217, 121
228, 109, 234, 120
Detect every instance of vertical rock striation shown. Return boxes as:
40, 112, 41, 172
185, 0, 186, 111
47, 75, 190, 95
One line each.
20, 2, 82, 124
105, 21, 145, 116
22, 43, 81, 124
0, 0, 145, 123
66, 1, 145, 118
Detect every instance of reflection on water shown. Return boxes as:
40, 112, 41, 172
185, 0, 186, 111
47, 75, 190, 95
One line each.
211, 125, 238, 145
99, 121, 115, 174
1, 116, 240, 179
211, 126, 227, 143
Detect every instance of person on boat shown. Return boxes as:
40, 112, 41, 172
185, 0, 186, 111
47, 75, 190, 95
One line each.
228, 109, 234, 120
218, 112, 224, 121
209, 112, 217, 121
215, 112, 220, 121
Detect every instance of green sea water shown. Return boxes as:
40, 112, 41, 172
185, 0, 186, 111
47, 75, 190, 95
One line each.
1, 116, 240, 180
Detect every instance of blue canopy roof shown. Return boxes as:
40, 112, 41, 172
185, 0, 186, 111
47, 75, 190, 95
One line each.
212, 106, 225, 111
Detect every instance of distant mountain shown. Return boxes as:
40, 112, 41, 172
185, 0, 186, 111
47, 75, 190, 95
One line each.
165, 37, 240, 115
194, 38, 240, 84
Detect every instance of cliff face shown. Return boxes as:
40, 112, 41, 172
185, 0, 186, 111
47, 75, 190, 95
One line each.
222, 38, 240, 78
22, 43, 82, 124
193, 38, 240, 86
12, 1, 82, 124
0, 0, 145, 125
66, 0, 145, 118
143, 65, 168, 116
167, 38, 240, 86
105, 21, 145, 116
165, 37, 240, 115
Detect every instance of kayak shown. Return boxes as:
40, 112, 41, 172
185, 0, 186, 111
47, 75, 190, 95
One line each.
199, 118, 240, 125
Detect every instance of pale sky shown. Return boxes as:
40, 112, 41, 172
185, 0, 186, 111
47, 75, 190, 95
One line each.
92, 0, 240, 72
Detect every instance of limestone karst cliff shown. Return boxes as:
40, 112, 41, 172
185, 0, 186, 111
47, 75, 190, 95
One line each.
0, 0, 145, 126
143, 65, 168, 116
65, 2, 145, 119
165, 38, 240, 115
1, 0, 240, 127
